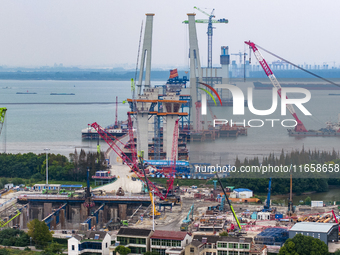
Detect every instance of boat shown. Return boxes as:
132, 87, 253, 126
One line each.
254, 81, 340, 90
16, 92, 37, 94
82, 126, 127, 139
288, 114, 340, 136
2, 86, 11, 89
329, 93, 340, 96
50, 93, 75, 95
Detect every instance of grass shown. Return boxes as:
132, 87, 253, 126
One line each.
0, 248, 42, 255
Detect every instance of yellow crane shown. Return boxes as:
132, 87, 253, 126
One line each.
139, 151, 160, 217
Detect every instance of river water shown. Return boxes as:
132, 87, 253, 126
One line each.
0, 79, 339, 164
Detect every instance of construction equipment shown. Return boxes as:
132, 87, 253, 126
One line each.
287, 171, 295, 216
245, 41, 307, 132
180, 203, 194, 231
0, 208, 21, 228
0, 108, 6, 136
139, 150, 161, 217
331, 210, 340, 235
215, 173, 242, 231
262, 178, 272, 212
114, 96, 119, 128
183, 7, 228, 68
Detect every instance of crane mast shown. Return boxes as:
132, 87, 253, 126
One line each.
245, 41, 307, 132
193, 6, 228, 69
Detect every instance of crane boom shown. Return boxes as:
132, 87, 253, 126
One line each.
194, 6, 212, 17
215, 173, 242, 230
0, 108, 7, 136
245, 41, 307, 132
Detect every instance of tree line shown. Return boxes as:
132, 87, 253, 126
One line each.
0, 149, 107, 185
221, 148, 340, 195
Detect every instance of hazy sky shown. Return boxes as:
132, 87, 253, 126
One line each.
1, 0, 340, 69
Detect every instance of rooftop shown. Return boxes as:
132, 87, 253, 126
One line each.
117, 227, 152, 237
290, 222, 338, 233
192, 235, 252, 244
151, 230, 189, 241
234, 188, 252, 192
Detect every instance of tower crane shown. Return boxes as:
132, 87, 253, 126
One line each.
114, 96, 119, 129
245, 41, 308, 132
183, 7, 228, 68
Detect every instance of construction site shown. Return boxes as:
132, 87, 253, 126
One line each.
1, 7, 340, 255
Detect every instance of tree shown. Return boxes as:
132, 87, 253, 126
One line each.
304, 196, 311, 206
279, 234, 328, 255
43, 242, 64, 255
219, 231, 229, 236
27, 219, 53, 248
0, 249, 9, 255
115, 245, 131, 255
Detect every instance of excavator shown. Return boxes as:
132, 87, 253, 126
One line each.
180, 203, 194, 231
139, 151, 160, 217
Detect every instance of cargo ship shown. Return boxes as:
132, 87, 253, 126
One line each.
288, 114, 340, 136
82, 127, 127, 139
50, 93, 75, 95
16, 91, 37, 94
254, 81, 340, 90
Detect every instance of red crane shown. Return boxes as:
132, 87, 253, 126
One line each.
90, 115, 179, 200
245, 41, 307, 132
332, 210, 340, 233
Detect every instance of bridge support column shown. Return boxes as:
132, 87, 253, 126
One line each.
60, 209, 66, 229
118, 204, 127, 220
43, 203, 52, 218
19, 207, 28, 229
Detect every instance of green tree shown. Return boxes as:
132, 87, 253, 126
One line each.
304, 196, 311, 206
219, 231, 229, 236
27, 219, 53, 248
43, 241, 64, 255
115, 245, 131, 255
279, 234, 328, 255
0, 249, 10, 255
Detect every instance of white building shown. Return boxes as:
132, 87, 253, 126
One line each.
233, 188, 253, 198
150, 230, 192, 255
68, 231, 111, 255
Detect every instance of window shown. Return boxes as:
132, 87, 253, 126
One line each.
72, 245, 75, 251
228, 243, 238, 249
239, 244, 250, 249
218, 251, 227, 255
239, 252, 249, 255
190, 248, 195, 253
106, 243, 108, 248
229, 251, 238, 255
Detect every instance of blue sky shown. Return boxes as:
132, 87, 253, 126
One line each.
0, 0, 339, 69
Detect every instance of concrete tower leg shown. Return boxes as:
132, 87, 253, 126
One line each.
137, 113, 149, 160
164, 116, 178, 160
187, 13, 202, 131
138, 14, 154, 95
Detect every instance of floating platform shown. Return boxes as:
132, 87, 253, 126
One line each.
288, 129, 340, 137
